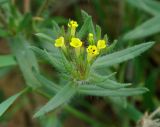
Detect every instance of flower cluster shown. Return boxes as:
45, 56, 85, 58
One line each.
54, 20, 107, 63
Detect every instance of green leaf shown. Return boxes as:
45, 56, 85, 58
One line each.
0, 0, 9, 4
77, 17, 91, 39
0, 87, 29, 117
95, 25, 101, 40
81, 10, 96, 36
78, 87, 148, 97
88, 20, 96, 37
9, 35, 41, 88
101, 40, 117, 55
35, 33, 53, 42
107, 40, 117, 53
123, 16, 160, 40
79, 79, 131, 90
18, 13, 32, 32
81, 10, 89, 21
92, 42, 155, 69
126, 0, 160, 16
89, 72, 116, 83
31, 46, 59, 60
97, 80, 131, 90
33, 69, 60, 93
0, 55, 17, 68
34, 83, 76, 118
31, 46, 71, 73
52, 20, 61, 37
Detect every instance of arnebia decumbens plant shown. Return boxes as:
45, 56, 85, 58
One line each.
0, 10, 155, 119
32, 11, 155, 118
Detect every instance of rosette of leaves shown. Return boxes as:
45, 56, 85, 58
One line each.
30, 11, 155, 118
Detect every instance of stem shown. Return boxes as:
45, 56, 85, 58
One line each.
24, 0, 30, 13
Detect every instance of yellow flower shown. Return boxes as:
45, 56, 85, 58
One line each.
88, 33, 94, 44
86, 45, 99, 62
55, 36, 65, 47
70, 38, 82, 48
68, 20, 78, 28
97, 40, 106, 49
68, 20, 78, 37
87, 45, 99, 56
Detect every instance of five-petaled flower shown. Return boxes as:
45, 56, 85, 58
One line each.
68, 20, 78, 37
68, 20, 78, 28
97, 40, 106, 50
55, 36, 65, 47
87, 45, 99, 56
70, 38, 82, 48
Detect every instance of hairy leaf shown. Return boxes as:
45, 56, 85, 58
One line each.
35, 33, 53, 42
9, 35, 41, 88
77, 17, 91, 39
0, 88, 29, 117
79, 87, 148, 97
92, 42, 155, 69
97, 80, 131, 90
127, 0, 160, 16
0, 55, 17, 68
34, 83, 76, 118
123, 16, 160, 40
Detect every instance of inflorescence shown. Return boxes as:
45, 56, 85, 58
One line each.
55, 20, 107, 62
54, 20, 108, 80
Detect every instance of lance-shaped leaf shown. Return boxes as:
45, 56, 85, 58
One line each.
18, 13, 32, 32
9, 35, 41, 88
126, 0, 160, 16
0, 87, 29, 117
0, 0, 10, 4
77, 16, 91, 39
92, 42, 155, 69
31, 46, 64, 71
33, 69, 60, 93
35, 33, 53, 42
89, 72, 116, 83
0, 55, 17, 68
81, 10, 96, 36
123, 16, 160, 40
78, 86, 148, 97
95, 25, 101, 40
34, 83, 76, 118
97, 79, 131, 90
52, 20, 61, 37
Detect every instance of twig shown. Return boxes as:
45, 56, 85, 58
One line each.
24, 0, 30, 13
